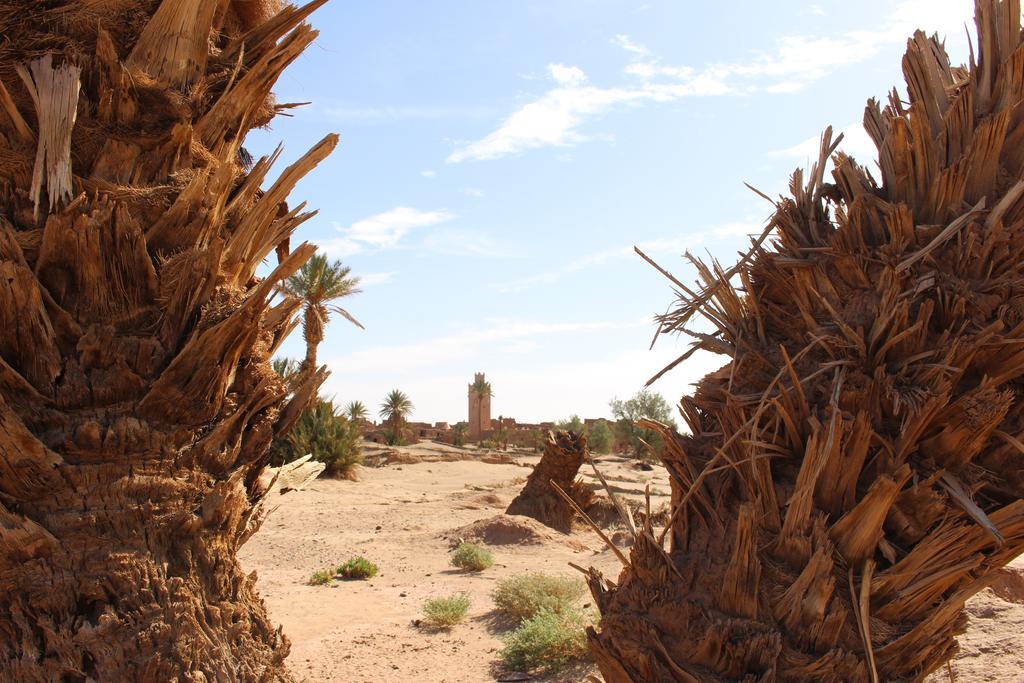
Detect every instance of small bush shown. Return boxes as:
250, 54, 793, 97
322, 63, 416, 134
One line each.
500, 608, 590, 672
422, 594, 471, 628
450, 542, 494, 572
270, 399, 362, 478
492, 573, 585, 621
337, 556, 378, 580
309, 569, 333, 586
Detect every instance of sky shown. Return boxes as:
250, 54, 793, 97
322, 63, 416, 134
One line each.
247, 0, 976, 424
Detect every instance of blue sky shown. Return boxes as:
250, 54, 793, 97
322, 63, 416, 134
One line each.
248, 0, 973, 423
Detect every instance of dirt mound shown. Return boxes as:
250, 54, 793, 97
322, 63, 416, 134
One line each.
988, 565, 1024, 604
445, 514, 590, 552
457, 492, 508, 510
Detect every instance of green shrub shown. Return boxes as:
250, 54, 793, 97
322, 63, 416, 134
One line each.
309, 569, 333, 586
270, 399, 362, 478
337, 556, 378, 580
500, 608, 590, 672
492, 573, 586, 621
450, 542, 493, 572
422, 594, 471, 627
587, 419, 614, 454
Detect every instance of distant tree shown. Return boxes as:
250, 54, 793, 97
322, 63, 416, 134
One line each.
452, 422, 469, 447
344, 400, 368, 422
269, 400, 362, 478
494, 418, 510, 451
280, 254, 363, 376
609, 390, 677, 458
588, 419, 614, 454
555, 414, 585, 434
380, 389, 414, 446
271, 357, 302, 391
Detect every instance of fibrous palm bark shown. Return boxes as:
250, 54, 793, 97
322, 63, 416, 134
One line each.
587, 2, 1024, 681
0, 0, 334, 679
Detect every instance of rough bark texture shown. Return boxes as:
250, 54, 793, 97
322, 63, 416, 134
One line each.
0, 1, 331, 680
588, 2, 1024, 681
506, 430, 594, 533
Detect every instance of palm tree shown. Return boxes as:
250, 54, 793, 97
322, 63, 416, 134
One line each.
280, 253, 363, 376
0, 1, 335, 678
379, 389, 414, 446
344, 400, 368, 422
272, 357, 302, 391
452, 422, 469, 447
587, 4, 1024, 681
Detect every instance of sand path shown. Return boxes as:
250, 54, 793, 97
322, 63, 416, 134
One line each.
241, 446, 669, 682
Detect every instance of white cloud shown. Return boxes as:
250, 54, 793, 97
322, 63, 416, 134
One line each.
548, 63, 587, 86
770, 121, 879, 167
420, 169, 437, 178
324, 319, 643, 377
420, 227, 515, 257
448, 0, 971, 163
613, 34, 651, 56
463, 187, 486, 198
359, 272, 394, 287
496, 221, 762, 292
805, 4, 826, 16
320, 206, 456, 258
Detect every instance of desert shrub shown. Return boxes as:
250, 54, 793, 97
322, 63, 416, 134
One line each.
337, 556, 378, 580
499, 608, 590, 672
480, 439, 497, 449
422, 594, 471, 627
587, 419, 614, 454
555, 415, 585, 433
452, 422, 468, 446
309, 569, 333, 586
609, 390, 677, 459
491, 573, 586, 621
450, 542, 493, 572
271, 399, 362, 477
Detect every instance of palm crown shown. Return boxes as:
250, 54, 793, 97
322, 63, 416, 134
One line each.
280, 253, 363, 371
345, 400, 368, 422
379, 389, 413, 422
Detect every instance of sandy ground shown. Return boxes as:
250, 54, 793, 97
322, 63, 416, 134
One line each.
242, 441, 1024, 682
240, 442, 670, 682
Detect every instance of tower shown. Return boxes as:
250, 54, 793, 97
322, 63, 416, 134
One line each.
468, 372, 492, 441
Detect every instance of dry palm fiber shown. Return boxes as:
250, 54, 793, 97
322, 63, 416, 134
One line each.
0, 0, 333, 680
585, 1, 1024, 681
507, 430, 595, 533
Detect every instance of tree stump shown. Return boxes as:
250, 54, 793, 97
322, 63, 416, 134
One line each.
0, 1, 335, 679
506, 430, 594, 533
586, 3, 1024, 681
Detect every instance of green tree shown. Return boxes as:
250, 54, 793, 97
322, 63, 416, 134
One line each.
280, 253, 363, 375
271, 357, 302, 392
344, 400, 368, 422
452, 422, 469, 447
555, 414, 585, 433
588, 420, 614, 454
609, 390, 677, 458
270, 400, 362, 478
380, 389, 414, 446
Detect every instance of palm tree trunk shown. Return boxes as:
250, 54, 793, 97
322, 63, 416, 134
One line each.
0, 1, 334, 677
302, 305, 320, 374
588, 3, 1024, 681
